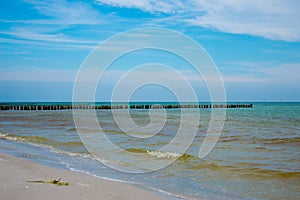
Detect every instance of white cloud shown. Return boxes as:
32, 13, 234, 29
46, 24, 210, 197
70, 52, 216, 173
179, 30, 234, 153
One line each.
2, 63, 299, 87
259, 63, 300, 83
95, 0, 184, 14
0, 67, 199, 82
222, 74, 269, 83
186, 0, 300, 42
223, 63, 300, 84
95, 0, 300, 41
23, 0, 102, 25
0, 28, 98, 44
0, 0, 106, 49
0, 69, 77, 82
0, 37, 95, 50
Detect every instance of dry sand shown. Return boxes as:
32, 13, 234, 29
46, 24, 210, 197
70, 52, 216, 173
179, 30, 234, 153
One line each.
0, 153, 165, 200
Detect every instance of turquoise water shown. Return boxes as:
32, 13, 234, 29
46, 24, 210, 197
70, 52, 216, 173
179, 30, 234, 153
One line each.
0, 102, 299, 199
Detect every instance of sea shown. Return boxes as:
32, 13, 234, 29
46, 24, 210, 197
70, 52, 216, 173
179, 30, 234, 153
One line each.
0, 102, 299, 200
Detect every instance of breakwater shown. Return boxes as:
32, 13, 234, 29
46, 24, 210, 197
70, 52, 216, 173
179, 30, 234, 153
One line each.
0, 103, 253, 110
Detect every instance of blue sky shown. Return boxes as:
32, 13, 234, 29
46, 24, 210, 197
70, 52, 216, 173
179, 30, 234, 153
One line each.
1, 0, 300, 102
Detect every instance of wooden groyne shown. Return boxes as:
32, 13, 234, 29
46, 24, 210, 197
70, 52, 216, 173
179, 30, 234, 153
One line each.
0, 103, 253, 111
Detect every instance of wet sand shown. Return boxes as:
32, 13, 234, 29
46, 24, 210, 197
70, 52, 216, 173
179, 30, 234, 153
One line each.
0, 153, 164, 200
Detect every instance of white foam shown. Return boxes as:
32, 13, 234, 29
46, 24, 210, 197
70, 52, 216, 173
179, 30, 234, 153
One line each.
147, 150, 181, 159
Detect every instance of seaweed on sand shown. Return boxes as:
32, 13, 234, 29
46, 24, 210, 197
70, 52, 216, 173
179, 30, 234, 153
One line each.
27, 178, 69, 186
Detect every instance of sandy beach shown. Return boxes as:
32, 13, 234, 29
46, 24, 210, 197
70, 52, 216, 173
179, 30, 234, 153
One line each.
0, 153, 164, 200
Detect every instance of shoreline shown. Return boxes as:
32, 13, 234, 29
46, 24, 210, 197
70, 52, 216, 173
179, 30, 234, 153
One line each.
0, 152, 166, 200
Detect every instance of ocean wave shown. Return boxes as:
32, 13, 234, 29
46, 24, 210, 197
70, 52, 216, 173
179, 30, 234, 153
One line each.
66, 127, 77, 132
125, 147, 194, 160
0, 133, 83, 147
236, 167, 300, 180
252, 137, 300, 145
0, 133, 90, 158
1, 133, 193, 161
189, 161, 300, 180
219, 136, 241, 143
219, 135, 300, 146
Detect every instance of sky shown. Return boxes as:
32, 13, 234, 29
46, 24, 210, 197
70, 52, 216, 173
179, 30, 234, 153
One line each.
1, 0, 300, 102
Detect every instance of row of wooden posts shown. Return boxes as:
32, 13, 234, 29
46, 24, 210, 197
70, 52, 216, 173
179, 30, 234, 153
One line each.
0, 104, 253, 111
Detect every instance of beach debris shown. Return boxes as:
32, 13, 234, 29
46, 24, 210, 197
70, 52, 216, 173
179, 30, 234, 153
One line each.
27, 178, 69, 186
